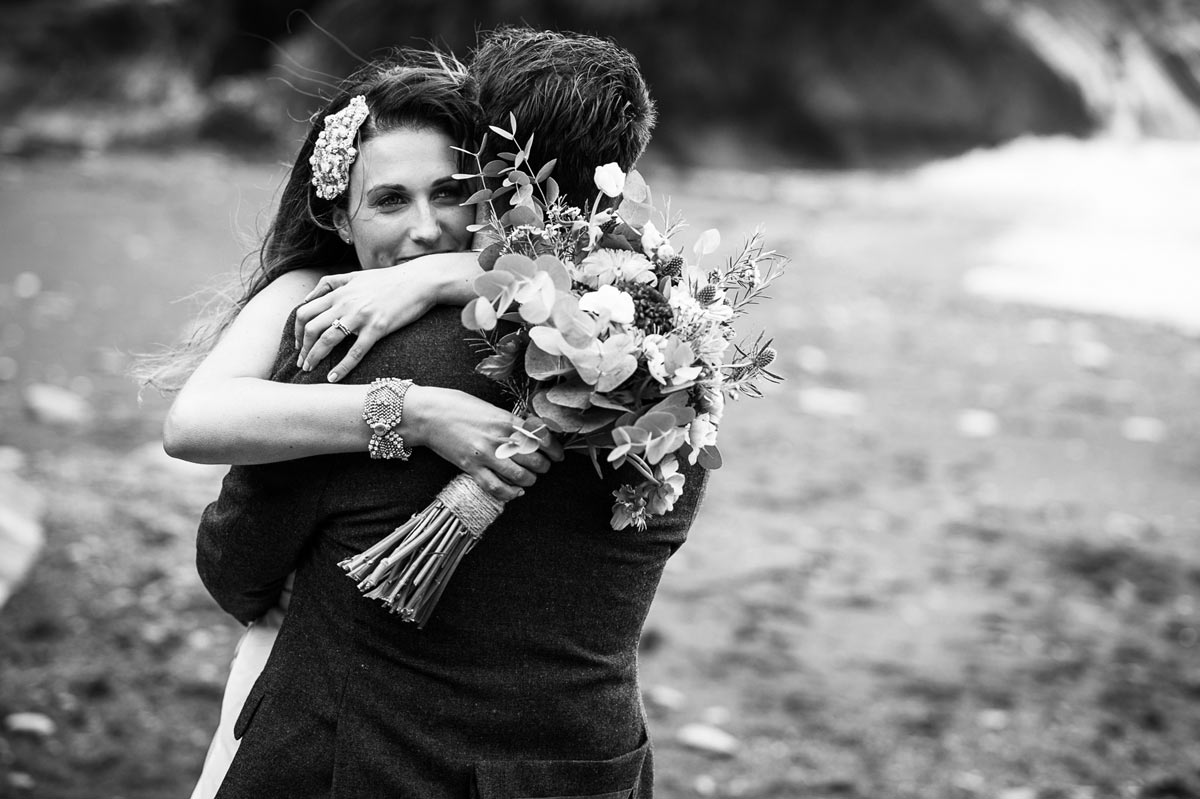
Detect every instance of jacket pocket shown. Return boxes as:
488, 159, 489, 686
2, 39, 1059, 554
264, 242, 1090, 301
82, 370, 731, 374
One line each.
472, 736, 648, 799
232, 680, 268, 740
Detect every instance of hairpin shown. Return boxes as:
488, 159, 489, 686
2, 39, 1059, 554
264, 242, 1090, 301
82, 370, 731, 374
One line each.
310, 95, 369, 200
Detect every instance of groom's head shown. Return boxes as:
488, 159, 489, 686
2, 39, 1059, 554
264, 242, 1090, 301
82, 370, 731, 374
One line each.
469, 27, 656, 206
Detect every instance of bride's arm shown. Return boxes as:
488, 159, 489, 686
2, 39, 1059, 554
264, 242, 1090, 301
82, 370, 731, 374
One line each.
291, 251, 483, 382
163, 267, 557, 499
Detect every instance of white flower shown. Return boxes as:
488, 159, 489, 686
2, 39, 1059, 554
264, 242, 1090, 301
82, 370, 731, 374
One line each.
641, 221, 667, 257
646, 456, 686, 515
578, 284, 635, 326
594, 163, 626, 198
686, 414, 719, 464
579, 249, 656, 288
581, 210, 612, 252
641, 333, 698, 386
702, 383, 725, 426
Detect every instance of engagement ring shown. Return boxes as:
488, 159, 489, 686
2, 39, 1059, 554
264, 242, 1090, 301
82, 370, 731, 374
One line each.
332, 319, 355, 337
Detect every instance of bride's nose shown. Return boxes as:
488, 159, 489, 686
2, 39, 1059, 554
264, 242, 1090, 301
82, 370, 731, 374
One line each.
409, 200, 441, 245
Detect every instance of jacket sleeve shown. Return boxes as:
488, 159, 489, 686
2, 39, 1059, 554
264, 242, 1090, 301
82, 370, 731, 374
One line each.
196, 457, 332, 624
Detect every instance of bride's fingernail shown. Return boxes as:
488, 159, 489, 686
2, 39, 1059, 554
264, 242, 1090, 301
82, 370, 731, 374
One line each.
328, 371, 339, 382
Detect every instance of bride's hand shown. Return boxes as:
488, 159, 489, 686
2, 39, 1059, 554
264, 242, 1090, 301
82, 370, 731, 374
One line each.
402, 386, 564, 503
294, 266, 440, 382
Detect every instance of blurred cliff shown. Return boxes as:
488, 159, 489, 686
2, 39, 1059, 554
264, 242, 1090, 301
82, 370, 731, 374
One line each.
1, 0, 1198, 166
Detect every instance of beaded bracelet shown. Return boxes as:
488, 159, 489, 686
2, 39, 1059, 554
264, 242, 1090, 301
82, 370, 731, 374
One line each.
363, 378, 414, 460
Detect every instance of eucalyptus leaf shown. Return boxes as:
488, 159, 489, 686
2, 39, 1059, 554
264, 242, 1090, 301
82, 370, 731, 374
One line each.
464, 188, 492, 205
578, 409, 621, 434
473, 270, 516, 302
531, 389, 585, 432
525, 339, 574, 380
534, 254, 571, 291
546, 378, 593, 410
588, 392, 632, 412
623, 169, 650, 203
502, 204, 541, 229
477, 242, 503, 271
636, 411, 678, 436
535, 158, 557, 183
482, 159, 510, 177
697, 445, 723, 470
618, 198, 652, 228
493, 253, 538, 278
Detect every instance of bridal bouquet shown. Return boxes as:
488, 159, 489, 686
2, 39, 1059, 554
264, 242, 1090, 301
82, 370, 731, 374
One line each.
340, 116, 785, 625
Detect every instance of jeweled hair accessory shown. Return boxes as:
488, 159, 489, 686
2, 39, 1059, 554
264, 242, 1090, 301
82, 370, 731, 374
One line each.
310, 95, 369, 200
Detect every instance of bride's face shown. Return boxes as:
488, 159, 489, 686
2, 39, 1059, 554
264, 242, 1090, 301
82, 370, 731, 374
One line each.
336, 126, 473, 269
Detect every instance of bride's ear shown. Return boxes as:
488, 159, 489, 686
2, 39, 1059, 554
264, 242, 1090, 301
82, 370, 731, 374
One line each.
332, 209, 353, 245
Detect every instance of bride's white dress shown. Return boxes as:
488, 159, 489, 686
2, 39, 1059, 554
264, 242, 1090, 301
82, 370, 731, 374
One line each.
189, 575, 291, 799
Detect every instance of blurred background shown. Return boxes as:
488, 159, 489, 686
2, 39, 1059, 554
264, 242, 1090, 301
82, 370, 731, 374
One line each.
1, 1, 1199, 797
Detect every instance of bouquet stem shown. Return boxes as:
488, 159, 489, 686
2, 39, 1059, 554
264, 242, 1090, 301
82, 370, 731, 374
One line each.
338, 473, 506, 627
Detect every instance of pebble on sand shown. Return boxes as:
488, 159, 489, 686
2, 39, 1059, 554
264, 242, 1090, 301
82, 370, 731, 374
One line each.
643, 684, 687, 712
5, 712, 56, 738
676, 722, 740, 757
1120, 416, 1166, 443
796, 386, 867, 418
22, 383, 93, 427
1070, 339, 1113, 372
956, 409, 1000, 439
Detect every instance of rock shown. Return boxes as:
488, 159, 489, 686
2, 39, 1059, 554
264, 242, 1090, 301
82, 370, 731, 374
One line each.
12, 271, 41, 300
8, 772, 36, 791
0, 445, 26, 472
676, 722, 739, 757
22, 383, 93, 427
957, 409, 1000, 438
1104, 511, 1156, 542
1121, 416, 1166, 443
1070, 339, 1113, 372
643, 685, 686, 713
700, 705, 733, 726
1026, 317, 1062, 345
796, 386, 867, 418
998, 789, 1036, 799
0, 471, 45, 610
795, 345, 828, 375
5, 712, 56, 737
978, 708, 1009, 730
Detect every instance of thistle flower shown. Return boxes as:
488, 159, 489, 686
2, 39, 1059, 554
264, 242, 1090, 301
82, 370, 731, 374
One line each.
696, 284, 720, 306
659, 255, 685, 278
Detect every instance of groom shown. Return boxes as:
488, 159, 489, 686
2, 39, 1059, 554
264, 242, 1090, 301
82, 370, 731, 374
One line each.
198, 27, 705, 799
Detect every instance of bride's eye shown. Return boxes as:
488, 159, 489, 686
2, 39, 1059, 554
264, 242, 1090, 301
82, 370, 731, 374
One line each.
376, 193, 408, 210
434, 183, 468, 203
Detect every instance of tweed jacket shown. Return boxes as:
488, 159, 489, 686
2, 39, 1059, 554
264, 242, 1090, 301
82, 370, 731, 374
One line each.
196, 305, 707, 799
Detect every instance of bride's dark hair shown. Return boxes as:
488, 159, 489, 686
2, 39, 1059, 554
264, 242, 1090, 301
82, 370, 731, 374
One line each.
138, 51, 479, 393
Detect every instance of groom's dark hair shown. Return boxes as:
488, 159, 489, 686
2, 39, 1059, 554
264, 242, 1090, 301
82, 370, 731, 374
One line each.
469, 27, 656, 206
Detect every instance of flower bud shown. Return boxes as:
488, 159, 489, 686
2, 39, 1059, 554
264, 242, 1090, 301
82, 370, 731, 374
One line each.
594, 163, 626, 198
696, 284, 719, 306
